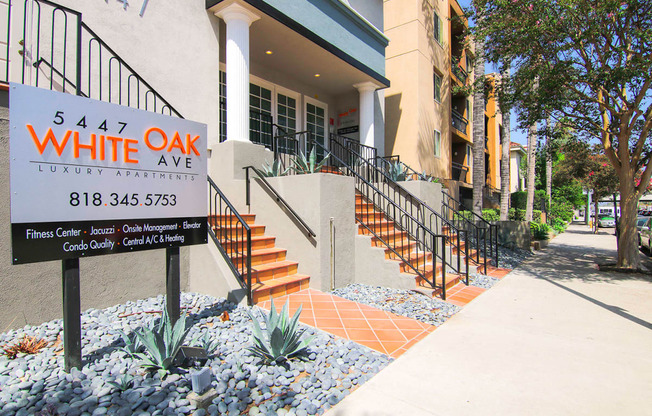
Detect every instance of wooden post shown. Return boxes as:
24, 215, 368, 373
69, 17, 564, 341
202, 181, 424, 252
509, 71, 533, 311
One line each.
166, 247, 180, 324
62, 258, 82, 372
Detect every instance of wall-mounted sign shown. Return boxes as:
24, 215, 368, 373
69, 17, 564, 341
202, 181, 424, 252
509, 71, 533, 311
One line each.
337, 126, 359, 135
9, 83, 207, 264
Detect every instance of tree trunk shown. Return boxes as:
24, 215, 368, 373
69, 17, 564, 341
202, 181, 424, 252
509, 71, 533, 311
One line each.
525, 123, 537, 222
499, 69, 511, 221
617, 173, 640, 269
472, 38, 486, 217
545, 117, 552, 215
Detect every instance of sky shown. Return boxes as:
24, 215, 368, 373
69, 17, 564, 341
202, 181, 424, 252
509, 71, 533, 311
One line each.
457, 0, 529, 146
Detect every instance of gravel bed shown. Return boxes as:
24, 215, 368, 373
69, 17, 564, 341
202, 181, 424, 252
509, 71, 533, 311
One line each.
496, 245, 532, 270
0, 293, 391, 416
331, 284, 460, 327
468, 274, 500, 289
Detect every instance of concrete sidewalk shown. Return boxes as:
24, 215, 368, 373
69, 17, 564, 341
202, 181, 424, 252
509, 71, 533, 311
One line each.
327, 224, 652, 416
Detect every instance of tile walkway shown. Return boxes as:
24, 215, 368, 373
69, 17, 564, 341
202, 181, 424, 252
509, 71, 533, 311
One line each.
257, 267, 512, 358
257, 289, 435, 358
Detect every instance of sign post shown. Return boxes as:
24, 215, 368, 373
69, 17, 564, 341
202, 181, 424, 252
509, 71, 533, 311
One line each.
9, 83, 208, 370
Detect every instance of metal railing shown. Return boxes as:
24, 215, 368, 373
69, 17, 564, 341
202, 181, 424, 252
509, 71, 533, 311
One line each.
18, 0, 182, 116
441, 191, 499, 269
451, 62, 468, 84
451, 110, 468, 135
330, 133, 377, 162
452, 161, 469, 183
208, 177, 253, 305
244, 165, 316, 239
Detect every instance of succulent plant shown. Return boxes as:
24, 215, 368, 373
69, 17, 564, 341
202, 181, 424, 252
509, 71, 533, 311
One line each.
192, 331, 220, 357
134, 308, 191, 378
260, 159, 290, 177
387, 161, 408, 181
116, 328, 143, 358
292, 147, 330, 174
246, 298, 314, 365
106, 374, 134, 392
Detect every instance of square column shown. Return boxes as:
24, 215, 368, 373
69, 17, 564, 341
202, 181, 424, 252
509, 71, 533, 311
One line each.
215, 2, 260, 142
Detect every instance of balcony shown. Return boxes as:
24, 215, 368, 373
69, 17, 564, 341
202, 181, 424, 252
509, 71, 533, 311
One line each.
451, 62, 468, 84
452, 161, 469, 183
452, 110, 468, 136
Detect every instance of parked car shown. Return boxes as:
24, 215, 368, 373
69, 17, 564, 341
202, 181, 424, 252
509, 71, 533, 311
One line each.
640, 217, 652, 254
597, 214, 616, 228
637, 217, 650, 245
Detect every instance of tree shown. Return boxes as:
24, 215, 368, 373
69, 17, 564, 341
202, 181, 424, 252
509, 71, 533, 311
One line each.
472, 38, 486, 216
525, 123, 537, 222
474, 0, 652, 269
499, 68, 511, 221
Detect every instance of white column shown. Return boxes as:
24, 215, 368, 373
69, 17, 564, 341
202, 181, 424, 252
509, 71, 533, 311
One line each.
215, 3, 260, 142
354, 82, 379, 148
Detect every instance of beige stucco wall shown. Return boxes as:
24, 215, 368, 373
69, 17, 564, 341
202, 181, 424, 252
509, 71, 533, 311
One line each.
0, 91, 190, 331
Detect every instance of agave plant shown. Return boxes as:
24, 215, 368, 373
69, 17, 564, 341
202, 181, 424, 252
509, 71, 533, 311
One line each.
106, 374, 134, 392
116, 328, 143, 358
387, 161, 408, 181
192, 331, 220, 357
246, 298, 314, 365
417, 170, 441, 183
260, 159, 290, 177
291, 147, 330, 174
134, 308, 191, 378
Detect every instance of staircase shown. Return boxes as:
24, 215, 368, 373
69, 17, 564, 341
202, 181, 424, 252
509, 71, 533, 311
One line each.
355, 192, 464, 298
210, 212, 310, 304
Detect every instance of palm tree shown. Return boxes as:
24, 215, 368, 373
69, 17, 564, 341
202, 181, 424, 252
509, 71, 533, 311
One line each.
524, 123, 537, 222
472, 38, 486, 216
499, 68, 511, 221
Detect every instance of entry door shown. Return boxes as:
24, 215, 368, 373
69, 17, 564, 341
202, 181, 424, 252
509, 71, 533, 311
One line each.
305, 97, 328, 159
249, 83, 273, 148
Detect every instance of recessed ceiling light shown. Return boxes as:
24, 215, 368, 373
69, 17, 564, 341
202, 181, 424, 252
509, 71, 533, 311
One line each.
314, 74, 321, 77
265, 50, 273, 55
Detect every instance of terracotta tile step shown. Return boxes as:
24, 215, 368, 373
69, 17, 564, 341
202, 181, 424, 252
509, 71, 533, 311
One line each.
230, 247, 287, 267
320, 166, 343, 175
212, 224, 266, 237
356, 212, 387, 222
358, 221, 399, 235
417, 273, 463, 297
252, 274, 311, 303
385, 240, 417, 259
251, 260, 299, 282
208, 214, 256, 225
355, 202, 378, 212
218, 235, 276, 253
371, 230, 409, 246
398, 251, 433, 273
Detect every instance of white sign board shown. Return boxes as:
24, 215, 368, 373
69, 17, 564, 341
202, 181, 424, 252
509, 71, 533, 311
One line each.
10, 83, 208, 264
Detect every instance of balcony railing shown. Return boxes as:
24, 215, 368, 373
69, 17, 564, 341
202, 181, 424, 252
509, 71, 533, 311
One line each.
451, 62, 468, 84
452, 161, 469, 183
452, 110, 468, 135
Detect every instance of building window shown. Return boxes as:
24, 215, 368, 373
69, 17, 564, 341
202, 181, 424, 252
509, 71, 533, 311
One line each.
433, 12, 443, 44
466, 144, 472, 167
219, 70, 226, 143
466, 54, 473, 72
434, 73, 442, 103
277, 93, 297, 134
434, 129, 441, 157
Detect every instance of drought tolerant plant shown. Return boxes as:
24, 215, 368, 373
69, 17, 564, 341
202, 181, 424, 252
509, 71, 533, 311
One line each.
418, 171, 440, 183
260, 159, 290, 177
192, 331, 220, 357
386, 161, 408, 181
116, 328, 143, 358
246, 298, 314, 365
530, 222, 551, 240
1, 335, 49, 359
292, 148, 330, 174
106, 374, 134, 392
134, 308, 191, 378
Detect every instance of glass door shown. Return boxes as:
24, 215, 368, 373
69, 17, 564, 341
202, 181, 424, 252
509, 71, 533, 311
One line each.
305, 98, 327, 159
249, 83, 273, 148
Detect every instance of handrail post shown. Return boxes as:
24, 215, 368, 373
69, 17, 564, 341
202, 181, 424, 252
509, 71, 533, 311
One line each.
494, 224, 499, 268
441, 237, 447, 300
464, 229, 469, 285
245, 166, 250, 209
246, 229, 252, 306
483, 227, 487, 273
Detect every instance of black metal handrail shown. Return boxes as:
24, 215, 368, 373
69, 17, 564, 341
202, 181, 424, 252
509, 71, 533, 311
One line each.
275, 137, 450, 295
208, 176, 253, 305
451, 61, 468, 84
442, 190, 499, 269
329, 139, 470, 285
330, 133, 377, 162
19, 0, 182, 117
243, 165, 317, 238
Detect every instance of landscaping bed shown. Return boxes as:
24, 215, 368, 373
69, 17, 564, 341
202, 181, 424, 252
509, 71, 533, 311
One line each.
0, 293, 391, 416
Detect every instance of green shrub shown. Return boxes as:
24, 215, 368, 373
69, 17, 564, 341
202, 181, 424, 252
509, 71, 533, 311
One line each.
549, 197, 574, 223
482, 209, 500, 221
511, 191, 547, 211
509, 208, 541, 222
551, 217, 567, 234
530, 222, 551, 240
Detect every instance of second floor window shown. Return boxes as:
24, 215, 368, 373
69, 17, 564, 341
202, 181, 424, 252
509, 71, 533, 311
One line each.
434, 129, 441, 157
434, 73, 442, 103
434, 12, 443, 44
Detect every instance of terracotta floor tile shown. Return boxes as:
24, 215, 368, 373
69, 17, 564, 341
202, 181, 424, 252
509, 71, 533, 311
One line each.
385, 318, 428, 331
315, 317, 344, 328
340, 318, 371, 329
345, 328, 379, 342
300, 317, 316, 327
447, 299, 468, 307
398, 328, 430, 341
311, 301, 337, 309
337, 309, 366, 319
333, 302, 362, 310
381, 340, 410, 355
360, 309, 391, 320
321, 327, 348, 339
354, 339, 387, 354
365, 319, 400, 330
312, 308, 341, 319
372, 329, 408, 343
390, 348, 408, 358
